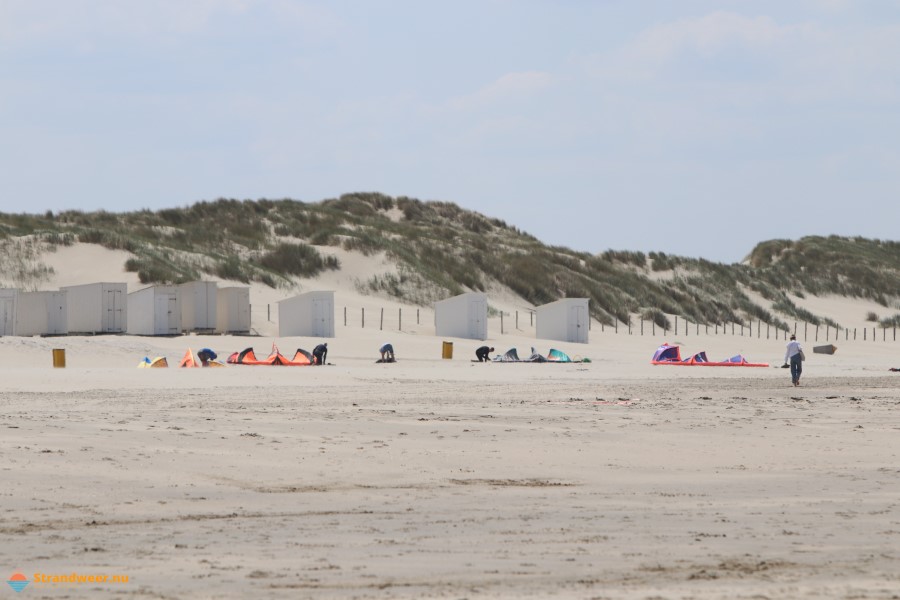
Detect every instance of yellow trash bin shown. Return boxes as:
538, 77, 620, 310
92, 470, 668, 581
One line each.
52, 348, 66, 368
442, 341, 453, 359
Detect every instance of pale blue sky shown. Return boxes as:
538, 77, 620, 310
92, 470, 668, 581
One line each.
2, 1, 899, 263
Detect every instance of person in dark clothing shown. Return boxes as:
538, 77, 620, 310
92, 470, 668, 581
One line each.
312, 343, 328, 365
475, 346, 494, 362
379, 343, 395, 362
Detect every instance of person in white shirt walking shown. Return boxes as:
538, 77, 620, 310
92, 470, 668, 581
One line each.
784, 335, 804, 386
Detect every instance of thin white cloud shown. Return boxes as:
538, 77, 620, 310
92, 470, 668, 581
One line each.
0, 0, 244, 45
582, 9, 900, 108
604, 11, 810, 79
642, 11, 785, 55
442, 71, 554, 112
0, 0, 339, 46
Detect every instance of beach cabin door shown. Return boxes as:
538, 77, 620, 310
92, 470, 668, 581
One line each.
568, 304, 587, 343
0, 296, 14, 336
312, 297, 329, 337
47, 291, 67, 334
165, 295, 179, 334
468, 296, 486, 338
105, 287, 124, 332
154, 294, 179, 335
169, 296, 179, 334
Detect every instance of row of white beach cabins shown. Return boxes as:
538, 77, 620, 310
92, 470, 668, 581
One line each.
0, 283, 591, 343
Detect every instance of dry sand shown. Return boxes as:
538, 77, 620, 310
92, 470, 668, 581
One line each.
1, 245, 899, 599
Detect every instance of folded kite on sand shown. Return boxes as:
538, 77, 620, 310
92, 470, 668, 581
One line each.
227, 343, 312, 366
651, 343, 768, 367
491, 347, 588, 363
137, 356, 168, 368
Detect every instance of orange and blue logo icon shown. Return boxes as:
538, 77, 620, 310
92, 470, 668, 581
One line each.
7, 572, 29, 592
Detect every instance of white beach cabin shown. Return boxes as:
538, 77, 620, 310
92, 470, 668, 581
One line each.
179, 281, 218, 332
216, 286, 251, 334
434, 292, 488, 340
61, 282, 127, 334
535, 298, 590, 344
127, 285, 181, 336
15, 290, 68, 336
278, 291, 334, 337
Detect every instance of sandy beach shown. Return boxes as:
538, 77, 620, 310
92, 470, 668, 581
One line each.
2, 246, 899, 599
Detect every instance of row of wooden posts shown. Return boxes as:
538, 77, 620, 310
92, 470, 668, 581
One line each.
602, 315, 899, 343
264, 305, 427, 331
336, 308, 538, 333
261, 304, 898, 342
261, 306, 540, 333
337, 308, 526, 332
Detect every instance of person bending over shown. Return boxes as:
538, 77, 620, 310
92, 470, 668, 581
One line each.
475, 346, 494, 362
379, 343, 395, 362
312, 343, 328, 365
197, 348, 217, 367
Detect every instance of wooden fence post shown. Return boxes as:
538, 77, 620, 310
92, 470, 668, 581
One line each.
399, 308, 402, 331
380, 308, 384, 331
362, 308, 365, 328
675, 316, 678, 336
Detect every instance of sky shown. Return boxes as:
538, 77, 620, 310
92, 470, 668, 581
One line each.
2, 0, 899, 264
